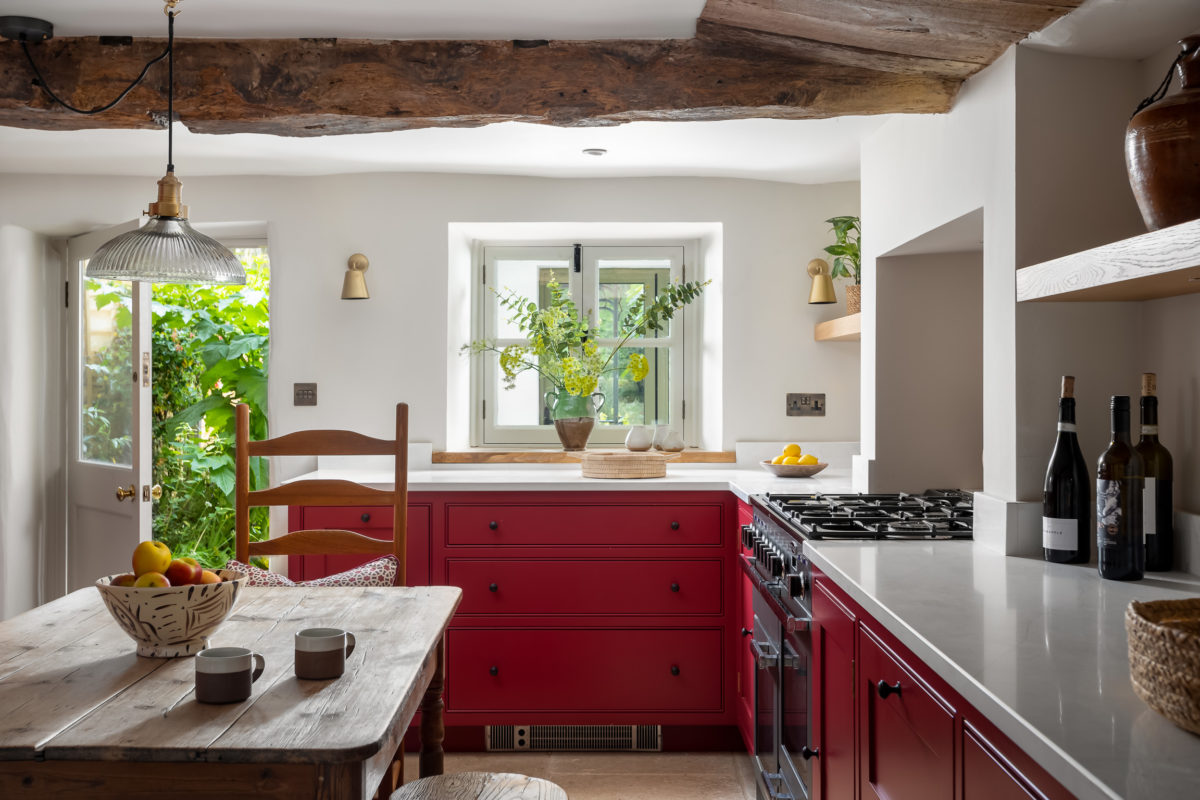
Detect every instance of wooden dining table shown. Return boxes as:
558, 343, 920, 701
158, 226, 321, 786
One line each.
0, 584, 462, 799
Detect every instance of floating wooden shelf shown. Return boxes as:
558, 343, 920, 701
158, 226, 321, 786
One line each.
1016, 218, 1200, 302
433, 449, 736, 464
814, 313, 861, 342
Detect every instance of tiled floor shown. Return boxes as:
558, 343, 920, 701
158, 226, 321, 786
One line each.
402, 751, 758, 799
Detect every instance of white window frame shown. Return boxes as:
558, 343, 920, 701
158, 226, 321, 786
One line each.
470, 240, 699, 448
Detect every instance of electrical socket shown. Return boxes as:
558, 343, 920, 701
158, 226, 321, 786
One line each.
786, 393, 825, 417
294, 383, 317, 406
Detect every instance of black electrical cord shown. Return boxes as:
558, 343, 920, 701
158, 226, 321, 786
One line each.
167, 9, 174, 170
19, 30, 170, 116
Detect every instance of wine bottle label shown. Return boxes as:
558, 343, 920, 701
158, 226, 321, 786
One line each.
1143, 477, 1157, 536
1097, 479, 1124, 546
1141, 425, 1158, 435
1042, 517, 1077, 550
1056, 423, 1076, 432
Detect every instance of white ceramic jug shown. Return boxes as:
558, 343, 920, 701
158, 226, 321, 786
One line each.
660, 429, 685, 452
625, 425, 654, 451
652, 424, 670, 450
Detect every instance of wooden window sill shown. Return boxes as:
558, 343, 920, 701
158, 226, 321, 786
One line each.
433, 450, 736, 464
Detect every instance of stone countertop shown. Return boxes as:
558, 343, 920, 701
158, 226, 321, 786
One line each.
804, 539, 1200, 800
290, 465, 856, 501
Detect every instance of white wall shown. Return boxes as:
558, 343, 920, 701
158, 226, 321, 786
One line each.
0, 226, 63, 619
0, 173, 860, 454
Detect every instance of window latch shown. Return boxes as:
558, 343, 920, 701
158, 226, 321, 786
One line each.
573, 243, 582, 273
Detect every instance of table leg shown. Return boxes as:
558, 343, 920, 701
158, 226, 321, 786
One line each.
418, 636, 445, 778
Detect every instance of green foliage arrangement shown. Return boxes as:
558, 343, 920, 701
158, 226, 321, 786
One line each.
463, 277, 708, 400
824, 215, 862, 285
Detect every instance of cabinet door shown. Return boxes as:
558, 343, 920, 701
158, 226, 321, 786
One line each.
813, 578, 856, 800
289, 505, 431, 586
963, 725, 1039, 800
858, 623, 955, 800
736, 571, 755, 755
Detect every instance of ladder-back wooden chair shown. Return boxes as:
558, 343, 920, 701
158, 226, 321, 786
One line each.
234, 401, 409, 586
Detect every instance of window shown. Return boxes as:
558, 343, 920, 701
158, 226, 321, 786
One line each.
472, 242, 696, 447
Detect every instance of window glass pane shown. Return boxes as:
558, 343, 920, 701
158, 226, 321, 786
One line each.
81, 273, 133, 465
492, 259, 570, 339
493, 367, 544, 427
594, 347, 671, 427
596, 260, 672, 339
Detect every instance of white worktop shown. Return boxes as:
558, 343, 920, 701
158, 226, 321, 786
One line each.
804, 540, 1200, 800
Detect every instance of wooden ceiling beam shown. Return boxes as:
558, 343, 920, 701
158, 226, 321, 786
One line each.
700, 0, 1085, 68
0, 36, 959, 135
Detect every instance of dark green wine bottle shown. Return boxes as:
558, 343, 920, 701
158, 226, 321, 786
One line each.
1042, 376, 1090, 564
1136, 373, 1174, 572
1097, 396, 1144, 581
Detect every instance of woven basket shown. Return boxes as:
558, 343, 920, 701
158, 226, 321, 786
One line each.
1125, 597, 1200, 735
845, 284, 861, 315
577, 451, 680, 479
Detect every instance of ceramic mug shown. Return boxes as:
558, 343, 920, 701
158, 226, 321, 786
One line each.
195, 646, 265, 704
295, 627, 357, 680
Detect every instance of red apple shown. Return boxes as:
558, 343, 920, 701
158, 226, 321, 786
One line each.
198, 570, 222, 585
111, 573, 137, 587
131, 540, 172, 576
133, 571, 170, 588
165, 558, 203, 586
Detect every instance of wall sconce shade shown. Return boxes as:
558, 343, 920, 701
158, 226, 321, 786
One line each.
341, 253, 370, 299
807, 258, 837, 304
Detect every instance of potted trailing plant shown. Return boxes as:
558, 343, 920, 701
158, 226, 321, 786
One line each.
464, 277, 707, 450
824, 215, 861, 314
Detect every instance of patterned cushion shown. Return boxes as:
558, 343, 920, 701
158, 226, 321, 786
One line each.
225, 555, 398, 587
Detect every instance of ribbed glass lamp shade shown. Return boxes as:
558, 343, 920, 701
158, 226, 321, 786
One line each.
85, 216, 246, 284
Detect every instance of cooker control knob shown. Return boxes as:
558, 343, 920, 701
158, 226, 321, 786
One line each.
769, 555, 784, 578
788, 572, 807, 598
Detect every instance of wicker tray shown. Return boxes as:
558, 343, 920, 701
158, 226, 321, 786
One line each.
1125, 597, 1200, 735
574, 450, 681, 479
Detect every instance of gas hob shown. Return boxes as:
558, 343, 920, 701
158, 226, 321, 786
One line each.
753, 490, 974, 541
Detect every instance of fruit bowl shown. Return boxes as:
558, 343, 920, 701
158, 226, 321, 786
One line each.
95, 569, 246, 658
760, 460, 828, 478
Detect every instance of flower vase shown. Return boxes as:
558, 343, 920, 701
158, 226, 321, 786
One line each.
545, 389, 605, 451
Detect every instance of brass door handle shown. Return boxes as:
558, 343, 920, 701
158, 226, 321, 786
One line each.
115, 485, 136, 502
145, 484, 163, 501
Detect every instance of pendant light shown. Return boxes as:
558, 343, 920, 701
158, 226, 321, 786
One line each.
85, 1, 245, 285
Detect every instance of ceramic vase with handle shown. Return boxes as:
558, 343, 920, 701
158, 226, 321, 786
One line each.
545, 388, 605, 451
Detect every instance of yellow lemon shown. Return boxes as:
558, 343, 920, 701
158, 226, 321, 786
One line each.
781, 456, 801, 466
782, 443, 802, 458
771, 455, 787, 465
798, 453, 819, 465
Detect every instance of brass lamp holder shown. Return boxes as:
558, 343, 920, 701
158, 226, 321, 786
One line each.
146, 170, 188, 219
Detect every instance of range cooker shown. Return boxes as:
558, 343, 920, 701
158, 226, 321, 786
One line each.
742, 490, 974, 800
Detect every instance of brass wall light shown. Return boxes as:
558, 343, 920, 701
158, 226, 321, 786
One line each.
807, 258, 837, 304
341, 254, 370, 299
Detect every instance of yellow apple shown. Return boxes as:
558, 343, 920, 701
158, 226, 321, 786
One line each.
133, 571, 170, 588
199, 570, 222, 585
131, 540, 172, 576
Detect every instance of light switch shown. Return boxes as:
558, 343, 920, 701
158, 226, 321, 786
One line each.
786, 393, 825, 417
294, 383, 317, 406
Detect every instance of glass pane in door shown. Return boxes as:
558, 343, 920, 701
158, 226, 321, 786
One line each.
80, 273, 133, 465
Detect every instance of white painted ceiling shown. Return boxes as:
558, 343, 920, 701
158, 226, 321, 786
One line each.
0, 0, 1197, 183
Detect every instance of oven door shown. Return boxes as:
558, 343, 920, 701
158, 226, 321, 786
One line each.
751, 592, 780, 781
779, 623, 814, 800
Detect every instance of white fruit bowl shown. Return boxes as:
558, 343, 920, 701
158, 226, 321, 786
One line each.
95, 569, 246, 658
760, 460, 828, 478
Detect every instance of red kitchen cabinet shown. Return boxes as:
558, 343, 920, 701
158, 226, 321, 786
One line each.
960, 716, 1075, 800
736, 499, 755, 755
858, 621, 956, 800
812, 578, 857, 800
445, 501, 723, 547
287, 501, 431, 586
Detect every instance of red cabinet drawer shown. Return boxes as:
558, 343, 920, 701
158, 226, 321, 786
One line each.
448, 559, 722, 615
447, 627, 723, 713
859, 623, 955, 800
963, 725, 1038, 800
290, 505, 430, 586
814, 578, 855, 655
446, 503, 722, 547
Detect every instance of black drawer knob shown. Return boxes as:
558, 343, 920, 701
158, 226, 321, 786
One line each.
488, 520, 498, 530
360, 513, 371, 523
670, 582, 680, 593
741, 627, 753, 637
670, 521, 680, 530
489, 665, 499, 676
801, 746, 820, 760
489, 583, 498, 593
877, 680, 902, 699
670, 665, 680, 676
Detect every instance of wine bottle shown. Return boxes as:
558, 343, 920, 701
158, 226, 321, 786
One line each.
1136, 373, 1174, 571
1042, 376, 1090, 564
1097, 396, 1144, 581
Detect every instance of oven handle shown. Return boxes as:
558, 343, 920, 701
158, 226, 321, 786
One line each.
751, 638, 780, 670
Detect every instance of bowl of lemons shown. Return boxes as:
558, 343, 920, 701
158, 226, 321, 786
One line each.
761, 443, 827, 478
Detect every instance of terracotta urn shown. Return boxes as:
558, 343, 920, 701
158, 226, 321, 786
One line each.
1126, 37, 1200, 231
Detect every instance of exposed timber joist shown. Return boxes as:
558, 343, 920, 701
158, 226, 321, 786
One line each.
0, 36, 958, 136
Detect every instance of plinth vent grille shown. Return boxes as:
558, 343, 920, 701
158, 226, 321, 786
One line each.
485, 724, 662, 752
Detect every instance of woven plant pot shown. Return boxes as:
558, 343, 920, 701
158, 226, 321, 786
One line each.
845, 284, 861, 315
1125, 597, 1200, 735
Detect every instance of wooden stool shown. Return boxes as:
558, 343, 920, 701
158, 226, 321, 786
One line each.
390, 772, 567, 800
